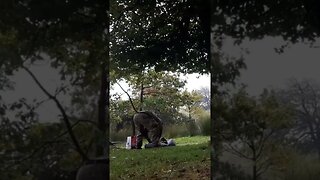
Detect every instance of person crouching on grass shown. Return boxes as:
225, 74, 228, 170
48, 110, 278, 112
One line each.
133, 111, 168, 149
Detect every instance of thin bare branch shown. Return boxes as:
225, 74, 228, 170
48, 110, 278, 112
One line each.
223, 142, 251, 160
116, 81, 139, 113
22, 65, 88, 161
257, 158, 273, 177
257, 130, 274, 161
4, 120, 83, 170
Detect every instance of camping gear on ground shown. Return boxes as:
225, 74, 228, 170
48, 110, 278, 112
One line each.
144, 138, 176, 149
167, 139, 176, 146
160, 137, 168, 144
125, 135, 137, 149
144, 142, 159, 148
126, 135, 176, 149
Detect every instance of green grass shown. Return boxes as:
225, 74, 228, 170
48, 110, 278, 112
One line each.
110, 136, 210, 180
174, 136, 210, 145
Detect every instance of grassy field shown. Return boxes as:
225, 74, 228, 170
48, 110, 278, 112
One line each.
110, 136, 210, 180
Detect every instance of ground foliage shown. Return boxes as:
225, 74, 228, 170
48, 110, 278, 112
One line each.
110, 136, 210, 180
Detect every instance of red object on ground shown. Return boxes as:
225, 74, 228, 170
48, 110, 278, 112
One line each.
131, 135, 137, 149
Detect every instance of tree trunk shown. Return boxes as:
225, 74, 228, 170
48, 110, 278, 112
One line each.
77, 1, 109, 180
253, 163, 257, 180
188, 105, 192, 120
140, 82, 144, 111
317, 138, 320, 160
211, 49, 220, 177
252, 143, 258, 180
94, 0, 110, 159
96, 63, 108, 157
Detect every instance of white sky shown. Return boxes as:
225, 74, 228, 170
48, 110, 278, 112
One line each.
183, 73, 210, 91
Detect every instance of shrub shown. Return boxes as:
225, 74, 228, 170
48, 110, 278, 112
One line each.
217, 162, 251, 180
110, 127, 132, 142
280, 153, 320, 180
163, 124, 190, 138
186, 119, 201, 136
196, 111, 211, 136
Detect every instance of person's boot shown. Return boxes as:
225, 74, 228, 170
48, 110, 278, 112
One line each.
136, 140, 143, 149
144, 142, 160, 148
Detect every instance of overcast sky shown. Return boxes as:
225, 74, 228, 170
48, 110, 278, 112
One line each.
223, 36, 320, 96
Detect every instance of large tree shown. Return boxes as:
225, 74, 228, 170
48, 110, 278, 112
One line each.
1, 0, 109, 155
111, 70, 197, 125
210, 0, 320, 176
196, 86, 210, 111
277, 79, 320, 159
110, 0, 211, 75
214, 88, 292, 180
1, 1, 110, 179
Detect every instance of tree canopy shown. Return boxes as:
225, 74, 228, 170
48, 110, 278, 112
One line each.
110, 0, 210, 75
213, 0, 320, 42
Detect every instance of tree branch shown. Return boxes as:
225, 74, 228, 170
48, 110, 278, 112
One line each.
4, 119, 83, 170
256, 130, 274, 161
296, 82, 317, 142
256, 158, 273, 177
116, 81, 139, 113
22, 65, 88, 161
223, 142, 251, 160
78, 119, 98, 127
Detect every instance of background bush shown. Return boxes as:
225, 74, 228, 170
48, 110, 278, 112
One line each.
196, 111, 210, 136
110, 127, 132, 142
162, 124, 190, 138
279, 152, 320, 180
